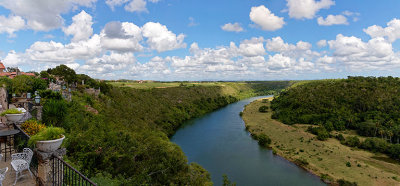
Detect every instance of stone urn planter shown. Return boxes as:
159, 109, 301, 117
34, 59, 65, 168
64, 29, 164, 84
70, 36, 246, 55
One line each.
36, 135, 65, 152
5, 113, 24, 122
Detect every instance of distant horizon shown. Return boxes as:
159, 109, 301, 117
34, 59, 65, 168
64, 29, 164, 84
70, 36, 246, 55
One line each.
1, 0, 400, 80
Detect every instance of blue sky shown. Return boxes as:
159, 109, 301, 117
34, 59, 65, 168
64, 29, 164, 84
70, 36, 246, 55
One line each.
0, 0, 400, 80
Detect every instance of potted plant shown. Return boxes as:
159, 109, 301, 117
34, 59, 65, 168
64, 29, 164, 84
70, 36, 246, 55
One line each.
28, 127, 65, 152
21, 120, 46, 136
0, 108, 24, 122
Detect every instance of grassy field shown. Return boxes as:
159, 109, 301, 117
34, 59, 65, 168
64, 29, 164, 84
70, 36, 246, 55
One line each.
108, 81, 224, 89
242, 98, 400, 186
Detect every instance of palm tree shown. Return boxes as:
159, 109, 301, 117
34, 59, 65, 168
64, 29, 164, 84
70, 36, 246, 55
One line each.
387, 130, 393, 143
375, 120, 382, 137
379, 129, 385, 140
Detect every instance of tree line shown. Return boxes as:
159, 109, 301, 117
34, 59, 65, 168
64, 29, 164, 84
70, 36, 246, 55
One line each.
271, 76, 400, 160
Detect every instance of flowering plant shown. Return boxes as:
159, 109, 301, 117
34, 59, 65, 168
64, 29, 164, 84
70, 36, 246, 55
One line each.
21, 120, 46, 136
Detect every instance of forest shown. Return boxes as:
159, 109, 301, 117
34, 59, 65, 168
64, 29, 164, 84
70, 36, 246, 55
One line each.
25, 65, 291, 185
270, 76, 400, 161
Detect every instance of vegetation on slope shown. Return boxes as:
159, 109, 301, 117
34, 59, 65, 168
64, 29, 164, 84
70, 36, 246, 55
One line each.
38, 65, 292, 185
62, 84, 289, 184
270, 76, 400, 160
243, 98, 400, 186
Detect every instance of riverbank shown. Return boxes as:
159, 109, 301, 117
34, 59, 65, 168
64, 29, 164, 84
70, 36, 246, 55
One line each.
172, 96, 324, 186
242, 98, 400, 186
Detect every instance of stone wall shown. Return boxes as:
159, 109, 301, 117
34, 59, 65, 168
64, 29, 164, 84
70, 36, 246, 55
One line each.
0, 87, 7, 123
85, 88, 100, 96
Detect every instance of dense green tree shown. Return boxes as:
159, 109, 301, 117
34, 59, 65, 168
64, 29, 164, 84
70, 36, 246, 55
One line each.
11, 75, 46, 94
77, 74, 99, 88
360, 138, 388, 153
39, 71, 52, 84
47, 65, 77, 84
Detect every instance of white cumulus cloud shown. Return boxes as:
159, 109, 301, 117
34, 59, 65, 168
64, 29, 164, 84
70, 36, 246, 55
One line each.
317, 14, 348, 26
0, 15, 25, 37
142, 22, 186, 52
364, 18, 400, 43
101, 21, 143, 52
0, 0, 96, 31
250, 5, 285, 31
286, 0, 335, 19
3, 50, 25, 67
106, 0, 158, 13
328, 34, 400, 70
236, 37, 266, 57
63, 10, 93, 42
317, 40, 327, 47
125, 0, 147, 13
82, 52, 136, 73
221, 22, 244, 32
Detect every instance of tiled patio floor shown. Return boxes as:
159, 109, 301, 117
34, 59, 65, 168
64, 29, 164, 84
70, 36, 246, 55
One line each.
0, 125, 36, 186
0, 157, 36, 186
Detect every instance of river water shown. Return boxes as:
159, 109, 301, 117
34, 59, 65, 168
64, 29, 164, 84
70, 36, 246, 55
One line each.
171, 96, 325, 186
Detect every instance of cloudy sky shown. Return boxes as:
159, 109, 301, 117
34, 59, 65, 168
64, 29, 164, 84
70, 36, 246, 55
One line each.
0, 0, 400, 80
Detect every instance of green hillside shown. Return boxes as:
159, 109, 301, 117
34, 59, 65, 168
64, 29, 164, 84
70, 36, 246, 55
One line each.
271, 76, 400, 161
56, 80, 291, 185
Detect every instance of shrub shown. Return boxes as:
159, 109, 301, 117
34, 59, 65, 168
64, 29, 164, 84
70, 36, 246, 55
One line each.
28, 126, 65, 146
39, 90, 62, 100
338, 179, 357, 186
294, 158, 309, 166
222, 174, 236, 186
21, 120, 46, 136
317, 130, 330, 141
258, 106, 269, 113
0, 108, 23, 116
388, 144, 400, 160
323, 121, 334, 132
344, 136, 360, 147
257, 134, 271, 147
308, 127, 330, 141
43, 99, 68, 126
251, 133, 259, 140
360, 138, 388, 153
336, 134, 345, 142
320, 174, 333, 182
346, 162, 351, 167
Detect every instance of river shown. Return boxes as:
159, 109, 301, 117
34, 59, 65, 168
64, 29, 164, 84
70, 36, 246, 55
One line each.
171, 96, 325, 186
